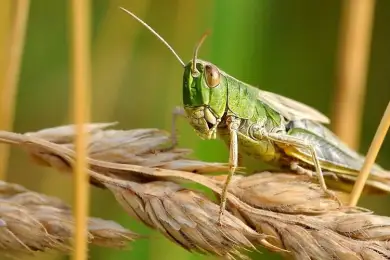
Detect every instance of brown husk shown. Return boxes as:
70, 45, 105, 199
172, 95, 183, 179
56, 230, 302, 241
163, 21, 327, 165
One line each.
0, 123, 389, 260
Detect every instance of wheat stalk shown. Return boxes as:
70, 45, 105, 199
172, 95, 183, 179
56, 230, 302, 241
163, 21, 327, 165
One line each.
0, 123, 389, 259
0, 180, 138, 259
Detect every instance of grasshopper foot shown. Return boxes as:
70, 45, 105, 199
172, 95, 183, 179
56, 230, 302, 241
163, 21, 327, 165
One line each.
217, 211, 224, 227
217, 208, 230, 228
323, 188, 343, 207
290, 162, 343, 206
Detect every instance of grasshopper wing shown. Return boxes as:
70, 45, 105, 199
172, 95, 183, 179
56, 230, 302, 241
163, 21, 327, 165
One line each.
258, 90, 330, 124
286, 120, 388, 182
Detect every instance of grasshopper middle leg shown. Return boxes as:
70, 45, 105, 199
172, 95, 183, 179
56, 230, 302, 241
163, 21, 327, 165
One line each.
291, 161, 338, 180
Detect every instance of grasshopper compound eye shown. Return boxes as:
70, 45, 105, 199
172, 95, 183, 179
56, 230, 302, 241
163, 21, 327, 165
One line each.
205, 64, 220, 88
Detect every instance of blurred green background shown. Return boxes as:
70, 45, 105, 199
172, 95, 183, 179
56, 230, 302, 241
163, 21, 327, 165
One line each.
3, 0, 390, 259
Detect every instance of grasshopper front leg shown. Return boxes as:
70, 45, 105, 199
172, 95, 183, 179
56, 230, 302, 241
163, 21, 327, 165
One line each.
218, 116, 241, 225
265, 132, 342, 205
170, 106, 186, 147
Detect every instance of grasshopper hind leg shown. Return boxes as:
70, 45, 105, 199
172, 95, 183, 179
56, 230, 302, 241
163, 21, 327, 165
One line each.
267, 133, 343, 206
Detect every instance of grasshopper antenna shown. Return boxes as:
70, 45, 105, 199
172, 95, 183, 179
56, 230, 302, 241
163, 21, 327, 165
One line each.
191, 31, 210, 76
119, 7, 185, 67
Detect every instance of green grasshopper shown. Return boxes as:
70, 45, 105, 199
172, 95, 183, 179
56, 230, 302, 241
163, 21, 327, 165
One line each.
120, 8, 390, 224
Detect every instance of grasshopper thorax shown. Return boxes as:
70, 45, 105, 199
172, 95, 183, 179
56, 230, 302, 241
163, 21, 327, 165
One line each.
182, 59, 227, 139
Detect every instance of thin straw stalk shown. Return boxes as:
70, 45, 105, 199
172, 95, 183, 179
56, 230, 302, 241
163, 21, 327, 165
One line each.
0, 0, 30, 180
69, 0, 91, 260
349, 102, 390, 206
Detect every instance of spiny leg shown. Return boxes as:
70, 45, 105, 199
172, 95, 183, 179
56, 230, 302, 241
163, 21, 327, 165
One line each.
218, 116, 240, 225
291, 161, 338, 180
266, 133, 342, 205
170, 106, 186, 147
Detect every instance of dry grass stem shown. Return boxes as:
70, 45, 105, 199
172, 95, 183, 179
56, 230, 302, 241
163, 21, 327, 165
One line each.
332, 0, 376, 149
0, 123, 390, 259
0, 180, 139, 259
349, 102, 390, 206
0, 0, 30, 180
69, 0, 91, 259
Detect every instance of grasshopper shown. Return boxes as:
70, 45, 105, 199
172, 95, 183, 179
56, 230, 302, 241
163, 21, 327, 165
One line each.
120, 8, 390, 224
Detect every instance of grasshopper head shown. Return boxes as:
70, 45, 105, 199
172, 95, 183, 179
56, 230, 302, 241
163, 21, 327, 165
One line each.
119, 9, 227, 140
182, 59, 227, 139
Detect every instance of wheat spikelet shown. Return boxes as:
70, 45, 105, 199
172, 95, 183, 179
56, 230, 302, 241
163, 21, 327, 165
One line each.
1, 123, 390, 259
23, 123, 228, 173
0, 180, 138, 258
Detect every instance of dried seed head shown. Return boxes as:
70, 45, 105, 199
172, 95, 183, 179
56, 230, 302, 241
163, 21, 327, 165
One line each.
0, 180, 139, 257
226, 173, 349, 214
107, 181, 262, 259
22, 124, 230, 176
1, 123, 390, 259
